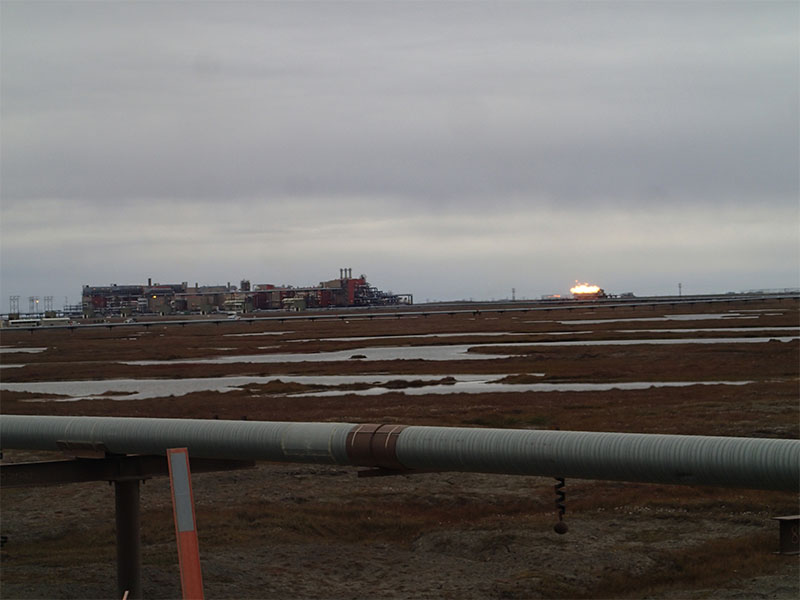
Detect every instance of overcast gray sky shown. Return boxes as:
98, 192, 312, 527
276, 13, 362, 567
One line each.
1, 1, 798, 310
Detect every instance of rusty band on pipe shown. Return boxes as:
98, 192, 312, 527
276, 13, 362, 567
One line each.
345, 424, 409, 469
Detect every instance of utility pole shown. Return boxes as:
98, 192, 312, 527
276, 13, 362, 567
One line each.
678, 283, 682, 297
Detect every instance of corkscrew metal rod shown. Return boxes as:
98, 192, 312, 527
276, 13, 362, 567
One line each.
553, 477, 568, 534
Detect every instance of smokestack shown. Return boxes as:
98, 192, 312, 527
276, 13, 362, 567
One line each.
148, 278, 151, 287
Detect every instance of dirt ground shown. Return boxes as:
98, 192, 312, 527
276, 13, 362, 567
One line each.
1, 297, 798, 599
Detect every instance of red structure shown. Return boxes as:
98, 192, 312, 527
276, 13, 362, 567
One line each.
81, 269, 411, 316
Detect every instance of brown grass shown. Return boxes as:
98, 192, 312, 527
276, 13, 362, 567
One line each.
1, 298, 798, 599
587, 532, 787, 598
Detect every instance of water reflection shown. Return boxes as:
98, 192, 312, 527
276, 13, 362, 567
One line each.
616, 327, 799, 334
557, 313, 760, 325
1, 375, 753, 402
0, 374, 506, 401
124, 344, 513, 365
314, 331, 594, 342
511, 336, 798, 347
294, 327, 794, 344
301, 380, 753, 397
224, 332, 292, 337
122, 336, 798, 365
0, 347, 47, 354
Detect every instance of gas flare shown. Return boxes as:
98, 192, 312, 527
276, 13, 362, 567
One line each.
570, 282, 601, 295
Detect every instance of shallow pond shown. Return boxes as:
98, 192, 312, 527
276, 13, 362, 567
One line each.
300, 380, 754, 397
1, 375, 752, 402
124, 344, 514, 365
0, 347, 47, 354
1, 375, 473, 401
122, 336, 799, 365
556, 313, 760, 325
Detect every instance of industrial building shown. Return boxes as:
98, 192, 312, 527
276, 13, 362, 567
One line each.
81, 269, 412, 317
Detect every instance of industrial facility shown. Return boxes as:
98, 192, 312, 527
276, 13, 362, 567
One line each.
81, 269, 412, 317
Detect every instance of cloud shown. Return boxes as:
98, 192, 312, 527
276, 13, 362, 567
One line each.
1, 1, 797, 309
1, 194, 796, 304
3, 1, 796, 205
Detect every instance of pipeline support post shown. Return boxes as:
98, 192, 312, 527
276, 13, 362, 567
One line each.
1, 453, 254, 600
115, 479, 142, 600
773, 516, 800, 555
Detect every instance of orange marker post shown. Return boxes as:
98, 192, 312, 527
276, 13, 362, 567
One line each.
167, 448, 204, 600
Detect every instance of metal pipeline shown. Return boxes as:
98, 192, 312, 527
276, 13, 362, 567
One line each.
1, 415, 798, 491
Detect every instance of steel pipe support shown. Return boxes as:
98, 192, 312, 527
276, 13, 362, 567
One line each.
115, 479, 142, 600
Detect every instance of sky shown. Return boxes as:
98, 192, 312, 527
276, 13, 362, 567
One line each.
1, 1, 798, 311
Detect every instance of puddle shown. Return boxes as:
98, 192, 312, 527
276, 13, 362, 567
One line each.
0, 347, 47, 354
290, 331, 593, 343
318, 332, 532, 342
121, 336, 798, 366
557, 313, 760, 325
300, 380, 754, 397
1, 375, 752, 402
0, 374, 502, 402
614, 327, 800, 334
123, 344, 514, 365
498, 336, 799, 348
224, 332, 292, 337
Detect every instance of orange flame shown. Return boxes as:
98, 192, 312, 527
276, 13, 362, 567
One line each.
570, 282, 601, 295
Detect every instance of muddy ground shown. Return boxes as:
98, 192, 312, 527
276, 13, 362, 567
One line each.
1, 298, 798, 599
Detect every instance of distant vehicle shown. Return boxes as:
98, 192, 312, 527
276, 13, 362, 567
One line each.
227, 313, 240, 320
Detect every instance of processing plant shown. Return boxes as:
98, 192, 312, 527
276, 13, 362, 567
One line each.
81, 269, 412, 317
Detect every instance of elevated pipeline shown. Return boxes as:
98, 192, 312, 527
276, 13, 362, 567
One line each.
1, 415, 798, 491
